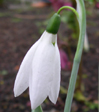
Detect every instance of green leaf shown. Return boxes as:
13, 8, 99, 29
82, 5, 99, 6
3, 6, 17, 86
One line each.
32, 106, 43, 112
0, 70, 8, 75
74, 91, 87, 102
0, 12, 10, 17
11, 18, 22, 23
60, 86, 67, 94
85, 101, 98, 110
82, 74, 88, 79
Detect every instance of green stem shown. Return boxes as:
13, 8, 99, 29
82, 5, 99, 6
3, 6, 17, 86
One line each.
32, 106, 43, 112
64, 61, 79, 112
63, 1, 86, 112
57, 6, 79, 19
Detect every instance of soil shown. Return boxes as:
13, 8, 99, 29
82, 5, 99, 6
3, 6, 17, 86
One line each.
0, 5, 98, 112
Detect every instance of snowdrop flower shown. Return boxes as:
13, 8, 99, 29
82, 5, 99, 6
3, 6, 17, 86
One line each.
76, 0, 89, 51
14, 13, 61, 109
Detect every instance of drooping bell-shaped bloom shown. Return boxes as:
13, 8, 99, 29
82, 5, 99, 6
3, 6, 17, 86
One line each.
76, 0, 89, 52
14, 31, 61, 109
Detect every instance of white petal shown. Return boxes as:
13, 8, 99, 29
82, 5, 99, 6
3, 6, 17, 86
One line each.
49, 44, 61, 104
29, 32, 56, 109
76, 0, 81, 17
40, 31, 57, 44
76, 0, 82, 25
14, 39, 40, 97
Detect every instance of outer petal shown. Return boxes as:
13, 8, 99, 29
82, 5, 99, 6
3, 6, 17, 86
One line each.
49, 44, 61, 104
29, 31, 57, 109
76, 0, 82, 24
14, 40, 40, 97
76, 0, 88, 51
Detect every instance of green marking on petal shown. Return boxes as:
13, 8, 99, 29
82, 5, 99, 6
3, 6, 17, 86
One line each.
52, 42, 55, 46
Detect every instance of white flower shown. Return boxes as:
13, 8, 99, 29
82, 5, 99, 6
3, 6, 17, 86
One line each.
76, 0, 89, 52
14, 31, 61, 109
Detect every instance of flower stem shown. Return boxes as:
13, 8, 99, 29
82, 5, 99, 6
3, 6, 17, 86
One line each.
57, 6, 79, 19
62, 1, 86, 112
32, 106, 43, 112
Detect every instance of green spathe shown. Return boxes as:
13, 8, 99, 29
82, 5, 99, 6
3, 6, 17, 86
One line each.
46, 13, 61, 34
